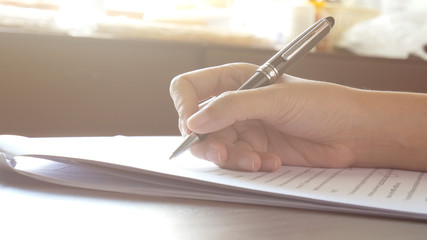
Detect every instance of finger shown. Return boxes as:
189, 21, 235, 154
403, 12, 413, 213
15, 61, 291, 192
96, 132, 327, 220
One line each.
170, 63, 258, 128
222, 141, 281, 172
191, 134, 281, 172
225, 147, 262, 172
190, 135, 229, 165
190, 125, 238, 162
190, 134, 260, 171
257, 152, 281, 172
233, 120, 269, 152
187, 85, 287, 134
191, 137, 260, 172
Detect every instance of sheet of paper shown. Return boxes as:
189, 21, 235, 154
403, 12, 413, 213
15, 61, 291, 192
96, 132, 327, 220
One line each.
1, 135, 426, 220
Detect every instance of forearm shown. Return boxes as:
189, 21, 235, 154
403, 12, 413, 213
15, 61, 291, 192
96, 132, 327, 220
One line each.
354, 90, 427, 171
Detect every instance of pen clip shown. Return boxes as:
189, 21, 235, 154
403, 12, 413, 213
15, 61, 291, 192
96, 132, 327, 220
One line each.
281, 32, 317, 61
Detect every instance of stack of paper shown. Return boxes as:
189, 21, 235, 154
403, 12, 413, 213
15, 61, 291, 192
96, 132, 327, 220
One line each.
1, 135, 426, 220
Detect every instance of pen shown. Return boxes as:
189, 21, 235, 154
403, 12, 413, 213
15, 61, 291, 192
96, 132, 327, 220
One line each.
170, 16, 335, 160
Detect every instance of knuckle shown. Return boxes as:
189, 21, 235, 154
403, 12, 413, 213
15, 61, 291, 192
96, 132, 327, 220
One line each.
169, 74, 184, 95
169, 73, 193, 96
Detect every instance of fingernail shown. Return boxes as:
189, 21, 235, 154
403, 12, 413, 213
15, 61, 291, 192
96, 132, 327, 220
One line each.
217, 151, 225, 163
206, 146, 221, 164
237, 158, 255, 171
269, 158, 281, 171
275, 159, 281, 170
179, 119, 191, 135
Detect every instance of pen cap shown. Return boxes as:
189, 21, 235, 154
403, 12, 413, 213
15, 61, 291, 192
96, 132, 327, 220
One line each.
269, 16, 335, 76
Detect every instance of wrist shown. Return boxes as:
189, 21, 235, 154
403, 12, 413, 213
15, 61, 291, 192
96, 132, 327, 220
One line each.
353, 90, 427, 171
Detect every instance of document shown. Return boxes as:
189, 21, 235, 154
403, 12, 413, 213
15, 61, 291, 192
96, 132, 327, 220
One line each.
1, 135, 426, 220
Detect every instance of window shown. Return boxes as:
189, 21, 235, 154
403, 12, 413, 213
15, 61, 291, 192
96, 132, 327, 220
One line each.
4, 0, 424, 60
0, 0, 245, 44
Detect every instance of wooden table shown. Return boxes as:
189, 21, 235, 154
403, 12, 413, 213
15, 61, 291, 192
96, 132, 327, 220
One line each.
1, 167, 426, 240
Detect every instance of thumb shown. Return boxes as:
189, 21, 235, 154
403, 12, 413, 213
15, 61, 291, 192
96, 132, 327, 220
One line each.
187, 87, 285, 134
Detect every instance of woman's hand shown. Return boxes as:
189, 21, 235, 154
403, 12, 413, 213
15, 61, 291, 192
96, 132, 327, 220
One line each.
170, 63, 427, 172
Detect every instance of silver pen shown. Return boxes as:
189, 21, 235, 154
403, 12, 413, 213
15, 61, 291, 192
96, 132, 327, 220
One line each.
170, 16, 335, 159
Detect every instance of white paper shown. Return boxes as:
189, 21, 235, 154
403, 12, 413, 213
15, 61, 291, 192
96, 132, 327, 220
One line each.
1, 135, 426, 220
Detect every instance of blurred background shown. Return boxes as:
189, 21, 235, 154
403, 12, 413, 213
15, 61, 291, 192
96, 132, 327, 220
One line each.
0, 0, 426, 136
1, 0, 426, 56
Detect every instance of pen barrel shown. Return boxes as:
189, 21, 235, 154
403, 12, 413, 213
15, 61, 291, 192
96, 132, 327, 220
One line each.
238, 17, 334, 91
276, 17, 333, 75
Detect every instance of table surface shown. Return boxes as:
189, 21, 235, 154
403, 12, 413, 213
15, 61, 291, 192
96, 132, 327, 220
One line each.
1, 167, 426, 240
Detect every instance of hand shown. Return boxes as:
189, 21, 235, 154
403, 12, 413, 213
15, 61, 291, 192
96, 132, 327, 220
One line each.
169, 63, 427, 172
170, 63, 362, 172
